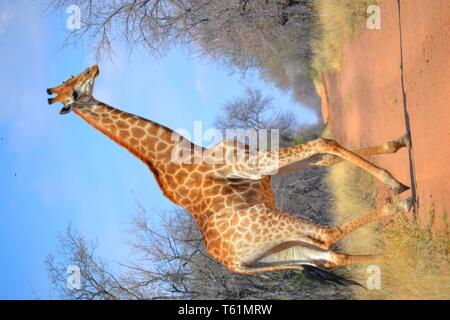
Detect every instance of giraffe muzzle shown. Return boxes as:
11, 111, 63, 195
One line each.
46, 88, 73, 114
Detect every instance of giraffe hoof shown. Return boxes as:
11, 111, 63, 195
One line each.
396, 197, 413, 212
394, 183, 410, 194
46, 88, 52, 95
399, 133, 411, 150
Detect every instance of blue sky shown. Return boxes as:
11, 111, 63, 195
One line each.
0, 0, 316, 299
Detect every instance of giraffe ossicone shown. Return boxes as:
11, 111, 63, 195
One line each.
47, 65, 411, 281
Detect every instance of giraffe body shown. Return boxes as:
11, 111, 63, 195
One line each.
47, 66, 411, 276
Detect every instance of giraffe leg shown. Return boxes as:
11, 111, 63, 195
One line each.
322, 198, 412, 249
257, 137, 409, 193
274, 134, 410, 175
312, 133, 411, 167
322, 252, 382, 268
224, 199, 412, 274
205, 201, 410, 276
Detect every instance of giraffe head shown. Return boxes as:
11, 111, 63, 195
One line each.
47, 65, 99, 114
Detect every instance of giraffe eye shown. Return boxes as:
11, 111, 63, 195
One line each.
72, 91, 79, 100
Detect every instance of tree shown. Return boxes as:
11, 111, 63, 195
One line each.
48, 0, 321, 113
50, 0, 315, 60
46, 226, 140, 299
214, 88, 301, 147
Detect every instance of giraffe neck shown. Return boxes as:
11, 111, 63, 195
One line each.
71, 97, 188, 171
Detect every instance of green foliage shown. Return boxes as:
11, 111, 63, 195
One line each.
292, 133, 305, 146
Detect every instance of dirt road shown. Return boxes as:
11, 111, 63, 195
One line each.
322, 0, 450, 229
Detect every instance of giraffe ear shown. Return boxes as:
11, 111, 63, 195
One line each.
59, 105, 72, 115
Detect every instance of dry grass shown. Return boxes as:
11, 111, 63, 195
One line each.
359, 214, 450, 299
310, 0, 377, 85
326, 161, 381, 255
325, 154, 450, 299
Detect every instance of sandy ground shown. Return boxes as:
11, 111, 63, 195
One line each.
322, 0, 450, 230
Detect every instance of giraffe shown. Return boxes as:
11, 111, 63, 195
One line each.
47, 65, 411, 276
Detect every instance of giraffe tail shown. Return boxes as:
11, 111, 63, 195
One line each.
302, 265, 365, 289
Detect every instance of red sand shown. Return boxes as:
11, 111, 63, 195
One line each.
322, 0, 450, 230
